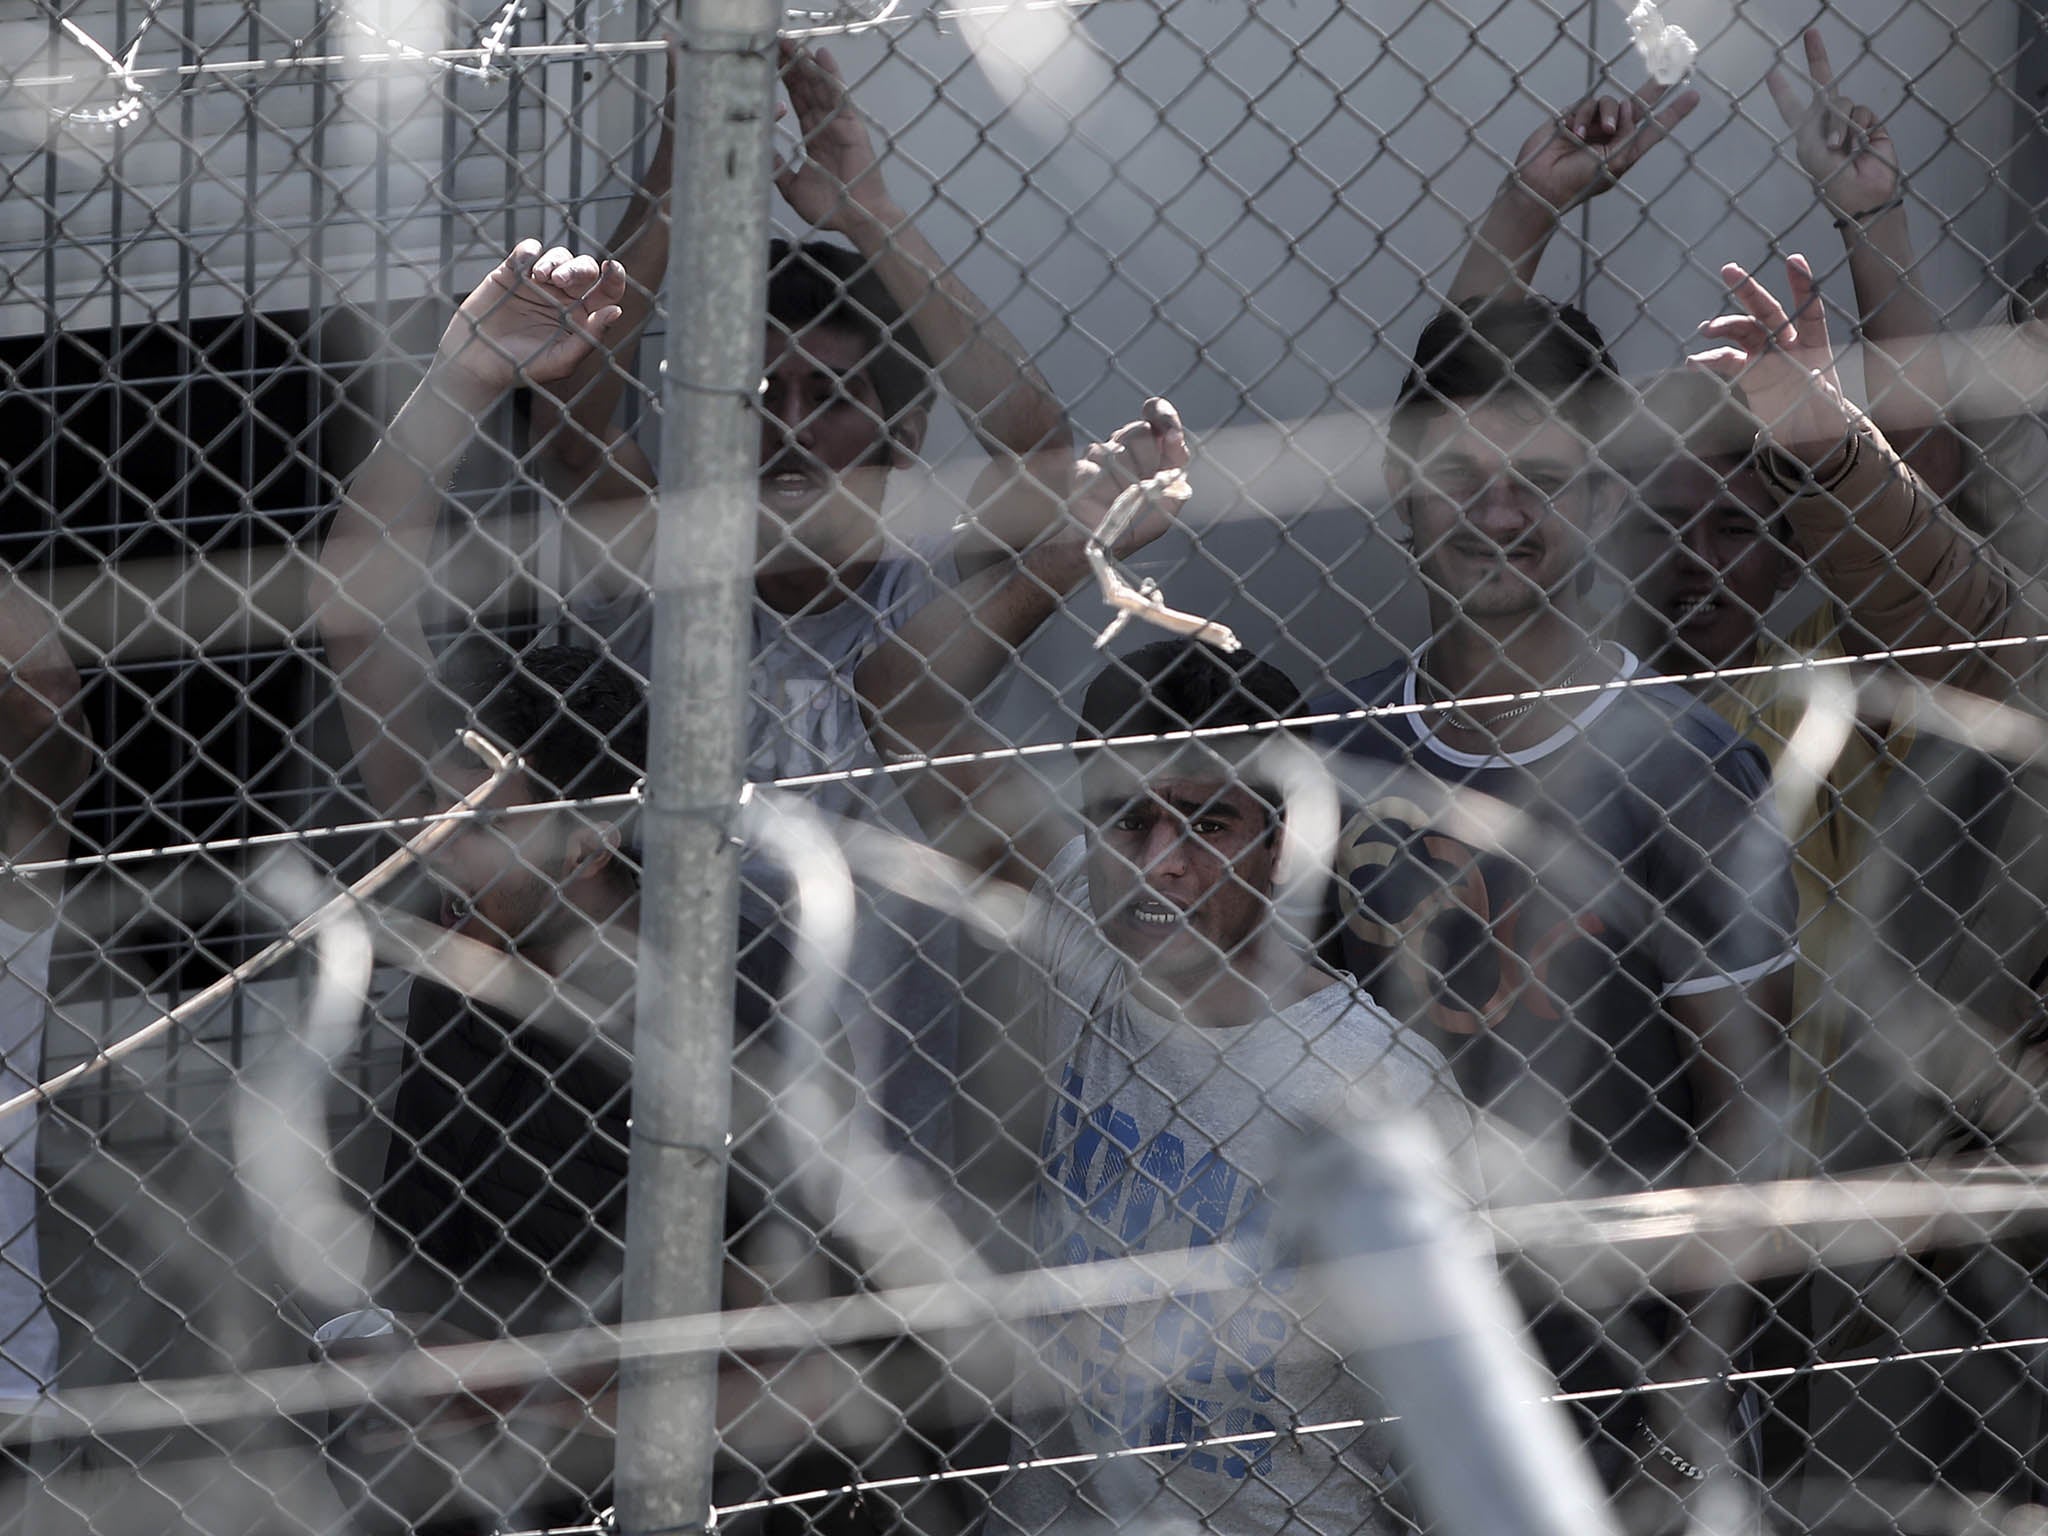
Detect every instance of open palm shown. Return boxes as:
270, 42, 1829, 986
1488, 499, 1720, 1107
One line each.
774, 40, 891, 232
1689, 255, 1857, 456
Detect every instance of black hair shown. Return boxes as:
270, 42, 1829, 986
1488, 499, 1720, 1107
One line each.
1386, 297, 1625, 470
1078, 638, 1303, 742
433, 638, 646, 804
1611, 370, 1798, 552
1077, 639, 1305, 826
767, 238, 937, 435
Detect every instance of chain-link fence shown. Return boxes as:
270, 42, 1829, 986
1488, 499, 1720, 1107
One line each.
4, 0, 2048, 1531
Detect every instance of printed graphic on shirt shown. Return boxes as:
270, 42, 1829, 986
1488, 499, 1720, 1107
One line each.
1312, 657, 1796, 1187
1336, 795, 1608, 1036
1032, 1060, 1294, 1480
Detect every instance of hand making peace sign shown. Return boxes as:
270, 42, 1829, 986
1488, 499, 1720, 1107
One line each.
1765, 27, 1901, 223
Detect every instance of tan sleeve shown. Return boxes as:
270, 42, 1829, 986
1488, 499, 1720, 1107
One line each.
1760, 419, 2021, 698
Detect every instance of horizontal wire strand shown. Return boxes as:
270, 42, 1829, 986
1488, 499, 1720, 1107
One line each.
15, 627, 2046, 879
691, 1329, 2048, 1529
15, 0, 1123, 95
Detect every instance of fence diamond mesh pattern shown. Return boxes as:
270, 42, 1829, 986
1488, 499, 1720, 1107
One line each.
0, 0, 2047, 1533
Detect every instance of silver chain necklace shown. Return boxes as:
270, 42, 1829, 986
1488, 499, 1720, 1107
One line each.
1421, 647, 1601, 736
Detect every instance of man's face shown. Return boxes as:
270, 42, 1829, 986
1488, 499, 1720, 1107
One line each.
1401, 398, 1604, 620
756, 322, 897, 571
423, 762, 569, 952
1083, 763, 1283, 1002
1625, 455, 1789, 670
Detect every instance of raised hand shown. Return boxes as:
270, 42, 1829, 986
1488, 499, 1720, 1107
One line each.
1765, 28, 1899, 221
773, 40, 894, 234
441, 240, 627, 394
1688, 255, 1858, 457
1070, 398, 1191, 557
1448, 78, 1698, 302
1506, 81, 1700, 213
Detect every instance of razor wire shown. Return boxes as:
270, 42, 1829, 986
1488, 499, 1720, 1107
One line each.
4, 563, 2048, 1527
11, 2, 2048, 1536
15, 0, 1709, 100
15, 1149, 2048, 1451
0, 655, 2038, 1526
0, 634, 2034, 883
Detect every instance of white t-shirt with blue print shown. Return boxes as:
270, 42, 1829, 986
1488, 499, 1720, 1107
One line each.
990, 838, 1472, 1536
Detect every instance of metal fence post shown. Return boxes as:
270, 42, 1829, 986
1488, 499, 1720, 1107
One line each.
614, 0, 779, 1529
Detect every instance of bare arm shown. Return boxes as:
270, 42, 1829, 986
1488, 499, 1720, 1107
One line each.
857, 401, 1189, 886
776, 41, 1073, 553
1839, 207, 1962, 501
1766, 28, 1964, 501
858, 552, 1084, 891
1448, 83, 1698, 305
0, 578, 88, 930
316, 242, 626, 820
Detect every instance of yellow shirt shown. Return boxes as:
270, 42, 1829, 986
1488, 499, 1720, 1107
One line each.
1708, 607, 1914, 1167
1720, 421, 2017, 1166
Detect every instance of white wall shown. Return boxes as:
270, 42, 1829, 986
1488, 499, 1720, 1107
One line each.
0, 0, 2026, 723
813, 0, 2025, 731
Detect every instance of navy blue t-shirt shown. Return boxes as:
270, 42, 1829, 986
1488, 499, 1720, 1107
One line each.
1312, 646, 1797, 1194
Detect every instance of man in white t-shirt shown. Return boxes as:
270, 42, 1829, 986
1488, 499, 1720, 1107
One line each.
876, 634, 1473, 1534
0, 574, 89, 1477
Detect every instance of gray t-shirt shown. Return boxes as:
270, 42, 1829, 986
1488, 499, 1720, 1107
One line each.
564, 535, 961, 1168
991, 840, 1471, 1536
565, 535, 951, 817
